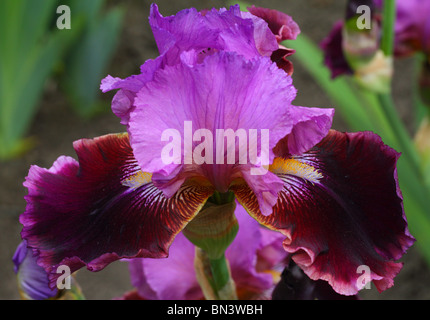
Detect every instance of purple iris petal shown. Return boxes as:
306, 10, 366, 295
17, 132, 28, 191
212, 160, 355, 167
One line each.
149, 3, 280, 63
100, 58, 163, 125
127, 204, 285, 300
101, 4, 282, 127
128, 232, 198, 300
13, 241, 58, 300
232, 130, 415, 295
239, 11, 279, 56
20, 133, 213, 289
129, 51, 333, 215
148, 4, 225, 63
130, 52, 295, 180
274, 105, 335, 156
227, 203, 285, 296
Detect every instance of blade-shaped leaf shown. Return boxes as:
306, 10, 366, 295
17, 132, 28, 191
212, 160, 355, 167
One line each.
61, 6, 124, 118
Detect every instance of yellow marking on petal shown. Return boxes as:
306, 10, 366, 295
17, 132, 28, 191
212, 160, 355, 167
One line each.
115, 132, 128, 138
263, 269, 282, 285
122, 171, 152, 189
269, 158, 323, 183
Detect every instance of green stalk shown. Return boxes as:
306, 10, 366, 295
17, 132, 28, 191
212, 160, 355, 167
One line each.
377, 93, 422, 176
376, 0, 424, 183
194, 248, 237, 300
380, 0, 396, 57
209, 254, 237, 299
185, 193, 238, 300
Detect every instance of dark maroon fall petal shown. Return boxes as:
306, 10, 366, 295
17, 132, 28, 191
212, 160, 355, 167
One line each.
20, 133, 213, 289
232, 130, 415, 295
271, 47, 295, 75
248, 5, 300, 75
272, 259, 359, 300
248, 5, 300, 43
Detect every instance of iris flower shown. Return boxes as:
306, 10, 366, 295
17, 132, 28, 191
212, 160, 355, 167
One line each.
20, 3, 414, 297
121, 204, 285, 300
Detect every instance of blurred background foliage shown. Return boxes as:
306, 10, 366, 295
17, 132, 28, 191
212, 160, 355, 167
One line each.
0, 0, 124, 160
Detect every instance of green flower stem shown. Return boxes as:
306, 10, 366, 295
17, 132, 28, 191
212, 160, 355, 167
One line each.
194, 248, 237, 300
380, 0, 396, 57
209, 254, 237, 300
377, 0, 424, 181
185, 192, 238, 300
377, 92, 422, 177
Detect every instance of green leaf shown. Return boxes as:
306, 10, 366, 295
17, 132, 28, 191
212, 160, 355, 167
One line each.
413, 53, 429, 128
0, 0, 81, 160
60, 4, 125, 118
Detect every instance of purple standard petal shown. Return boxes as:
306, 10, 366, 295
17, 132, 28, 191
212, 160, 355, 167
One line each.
13, 241, 58, 300
20, 133, 213, 289
101, 4, 284, 127
131, 52, 295, 182
239, 10, 279, 57
274, 106, 335, 156
127, 203, 285, 300
232, 130, 415, 296
149, 4, 277, 63
100, 58, 163, 125
149, 4, 222, 62
130, 52, 333, 214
